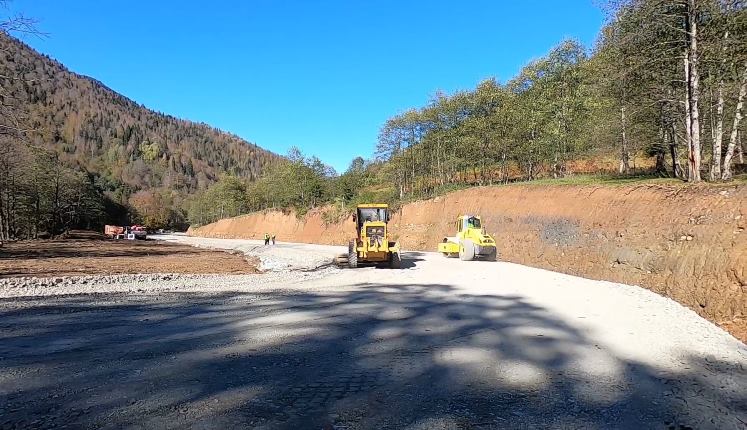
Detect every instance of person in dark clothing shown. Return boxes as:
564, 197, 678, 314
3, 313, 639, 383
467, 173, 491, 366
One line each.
264, 233, 270, 245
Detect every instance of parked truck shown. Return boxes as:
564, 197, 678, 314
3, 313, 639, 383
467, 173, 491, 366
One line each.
104, 225, 125, 239
104, 225, 147, 240
128, 225, 147, 240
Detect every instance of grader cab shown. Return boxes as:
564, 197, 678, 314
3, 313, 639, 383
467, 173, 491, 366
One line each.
341, 204, 401, 269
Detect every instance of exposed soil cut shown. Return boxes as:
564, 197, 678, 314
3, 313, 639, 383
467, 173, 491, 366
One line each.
190, 182, 747, 341
0, 232, 258, 278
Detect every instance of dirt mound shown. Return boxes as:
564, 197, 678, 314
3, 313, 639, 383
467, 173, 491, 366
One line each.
189, 182, 746, 339
189, 208, 351, 245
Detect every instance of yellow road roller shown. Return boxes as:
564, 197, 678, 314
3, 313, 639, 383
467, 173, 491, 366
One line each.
438, 215, 497, 261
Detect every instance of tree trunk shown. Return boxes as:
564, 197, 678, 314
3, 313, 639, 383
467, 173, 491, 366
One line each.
671, 123, 685, 179
0, 189, 6, 242
437, 138, 444, 186
684, 51, 693, 177
527, 159, 533, 181
500, 151, 508, 183
686, 1, 702, 182
655, 125, 667, 176
480, 140, 487, 185
553, 151, 559, 179
619, 106, 630, 174
711, 81, 725, 180
738, 130, 744, 164
2, 186, 11, 240
528, 124, 536, 181
710, 30, 729, 181
655, 151, 666, 175
52, 169, 61, 235
722, 61, 747, 180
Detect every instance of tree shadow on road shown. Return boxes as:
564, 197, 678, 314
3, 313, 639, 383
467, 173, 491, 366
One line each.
0, 283, 744, 429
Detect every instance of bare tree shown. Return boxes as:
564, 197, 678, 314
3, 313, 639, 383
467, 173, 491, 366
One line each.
722, 61, 747, 179
685, 0, 703, 182
710, 29, 729, 180
0, 0, 38, 35
0, 0, 37, 240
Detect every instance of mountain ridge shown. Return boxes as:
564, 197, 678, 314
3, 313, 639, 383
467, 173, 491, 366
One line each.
0, 32, 280, 197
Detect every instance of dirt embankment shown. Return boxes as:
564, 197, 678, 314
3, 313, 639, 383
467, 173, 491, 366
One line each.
189, 183, 746, 333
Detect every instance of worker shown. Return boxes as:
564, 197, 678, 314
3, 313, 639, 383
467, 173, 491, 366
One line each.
271, 234, 276, 245
264, 233, 270, 245
373, 227, 384, 247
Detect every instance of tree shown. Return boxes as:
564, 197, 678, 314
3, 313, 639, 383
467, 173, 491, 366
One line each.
722, 61, 747, 179
334, 157, 367, 204
130, 190, 172, 229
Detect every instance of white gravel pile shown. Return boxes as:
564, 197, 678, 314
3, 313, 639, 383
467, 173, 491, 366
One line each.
0, 268, 341, 298
1, 273, 207, 289
152, 234, 342, 272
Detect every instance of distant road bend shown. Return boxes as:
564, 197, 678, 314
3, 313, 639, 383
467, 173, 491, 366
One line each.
0, 234, 744, 429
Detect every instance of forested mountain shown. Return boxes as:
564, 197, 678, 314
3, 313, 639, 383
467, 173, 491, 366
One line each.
0, 33, 279, 238
1, 33, 277, 191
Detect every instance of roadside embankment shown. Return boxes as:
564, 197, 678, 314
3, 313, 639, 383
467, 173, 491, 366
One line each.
189, 182, 746, 337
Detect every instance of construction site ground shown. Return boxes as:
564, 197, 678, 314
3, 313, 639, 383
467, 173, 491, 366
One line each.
190, 183, 747, 343
0, 231, 258, 278
0, 234, 744, 430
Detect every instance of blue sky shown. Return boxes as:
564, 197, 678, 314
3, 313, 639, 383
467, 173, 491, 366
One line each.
14, 1, 604, 173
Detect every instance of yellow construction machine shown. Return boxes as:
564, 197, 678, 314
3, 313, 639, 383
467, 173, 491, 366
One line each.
438, 215, 497, 261
341, 203, 402, 269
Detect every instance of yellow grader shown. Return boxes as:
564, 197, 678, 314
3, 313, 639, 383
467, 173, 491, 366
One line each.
438, 215, 497, 261
337, 203, 402, 269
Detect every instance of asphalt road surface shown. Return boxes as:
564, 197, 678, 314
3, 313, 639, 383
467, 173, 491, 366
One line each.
0, 235, 745, 429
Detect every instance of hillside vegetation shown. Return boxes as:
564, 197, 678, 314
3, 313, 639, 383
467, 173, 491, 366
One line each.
187, 0, 746, 227
0, 33, 279, 239
2, 1, 746, 236
377, 0, 746, 199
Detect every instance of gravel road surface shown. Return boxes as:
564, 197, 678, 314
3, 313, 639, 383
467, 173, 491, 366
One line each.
0, 234, 745, 429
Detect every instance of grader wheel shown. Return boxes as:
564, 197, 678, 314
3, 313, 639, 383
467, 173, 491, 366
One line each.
389, 252, 402, 269
347, 240, 358, 268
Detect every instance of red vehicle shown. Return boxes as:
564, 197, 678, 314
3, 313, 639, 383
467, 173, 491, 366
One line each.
105, 225, 147, 240
104, 225, 125, 239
